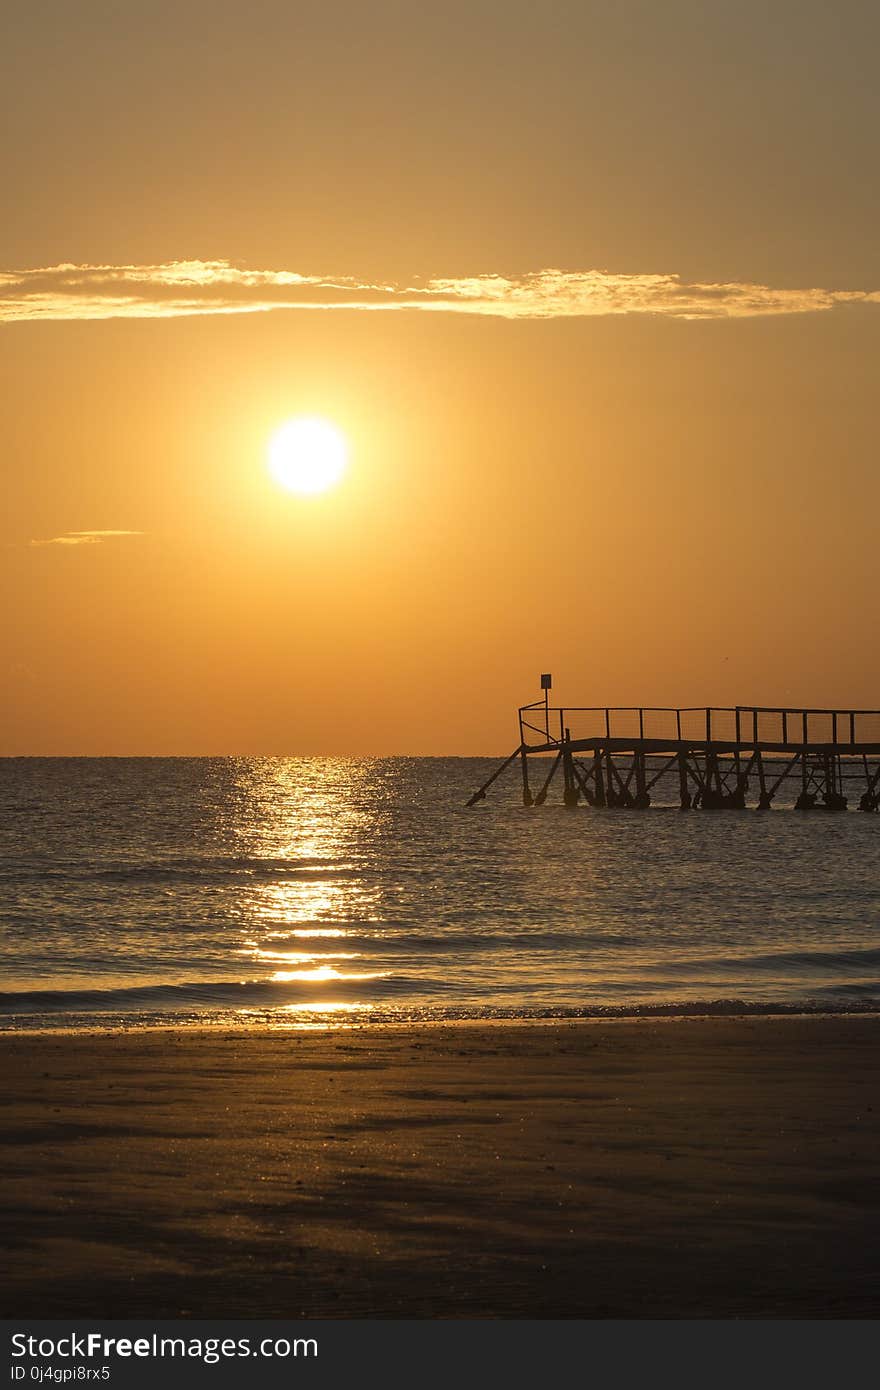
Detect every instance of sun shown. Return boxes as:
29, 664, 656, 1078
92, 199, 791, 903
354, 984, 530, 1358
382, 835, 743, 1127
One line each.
267, 417, 348, 495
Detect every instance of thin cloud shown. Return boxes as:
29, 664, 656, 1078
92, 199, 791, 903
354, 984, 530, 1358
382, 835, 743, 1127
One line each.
30, 530, 143, 548
0, 260, 876, 324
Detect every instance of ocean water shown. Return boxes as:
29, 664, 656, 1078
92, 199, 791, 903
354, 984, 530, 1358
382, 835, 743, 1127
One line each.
0, 757, 878, 1030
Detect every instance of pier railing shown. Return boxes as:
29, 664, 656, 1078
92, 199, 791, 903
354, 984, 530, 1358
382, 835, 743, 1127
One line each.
519, 704, 880, 750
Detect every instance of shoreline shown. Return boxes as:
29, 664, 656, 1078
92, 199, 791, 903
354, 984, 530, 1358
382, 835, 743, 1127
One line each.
2, 998, 879, 1037
3, 1014, 879, 1318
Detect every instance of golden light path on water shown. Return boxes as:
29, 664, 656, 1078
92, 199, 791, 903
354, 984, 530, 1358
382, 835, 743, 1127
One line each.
237, 1002, 373, 1032
268, 967, 388, 982
228, 759, 390, 1022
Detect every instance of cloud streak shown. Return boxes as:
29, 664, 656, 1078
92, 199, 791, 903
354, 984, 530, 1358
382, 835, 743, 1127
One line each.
30, 530, 143, 548
1, 260, 877, 324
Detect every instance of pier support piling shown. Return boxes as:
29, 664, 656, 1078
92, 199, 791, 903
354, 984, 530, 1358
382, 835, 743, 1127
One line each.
677, 752, 691, 809
533, 750, 562, 806
562, 728, 579, 807
592, 749, 606, 807
465, 747, 523, 808
520, 746, 533, 807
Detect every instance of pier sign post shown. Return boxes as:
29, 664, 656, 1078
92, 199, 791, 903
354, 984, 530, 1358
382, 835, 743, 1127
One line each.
540, 674, 552, 741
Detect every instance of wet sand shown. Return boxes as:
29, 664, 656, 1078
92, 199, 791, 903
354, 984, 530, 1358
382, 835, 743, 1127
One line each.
1, 1016, 878, 1318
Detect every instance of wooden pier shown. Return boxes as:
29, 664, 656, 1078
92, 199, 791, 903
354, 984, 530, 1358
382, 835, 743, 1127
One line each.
467, 690, 880, 812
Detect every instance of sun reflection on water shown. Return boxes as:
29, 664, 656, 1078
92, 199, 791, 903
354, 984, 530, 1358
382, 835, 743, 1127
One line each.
269, 966, 388, 982
248, 949, 360, 962
227, 759, 395, 1009
247, 879, 380, 928
237, 1001, 373, 1031
266, 928, 348, 939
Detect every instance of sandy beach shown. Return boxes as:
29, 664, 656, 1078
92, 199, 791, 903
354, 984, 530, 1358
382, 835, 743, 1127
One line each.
2, 1016, 878, 1319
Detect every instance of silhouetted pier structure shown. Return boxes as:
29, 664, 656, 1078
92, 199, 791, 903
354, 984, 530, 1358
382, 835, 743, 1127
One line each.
467, 692, 880, 813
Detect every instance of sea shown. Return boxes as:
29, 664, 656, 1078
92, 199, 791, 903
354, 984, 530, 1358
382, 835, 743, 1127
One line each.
1, 757, 878, 1030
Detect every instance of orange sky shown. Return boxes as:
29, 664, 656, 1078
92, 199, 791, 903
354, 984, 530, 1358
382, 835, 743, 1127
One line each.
1, 1, 878, 754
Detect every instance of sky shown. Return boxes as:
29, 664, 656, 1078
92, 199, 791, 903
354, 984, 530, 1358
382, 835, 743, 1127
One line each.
2, 0, 878, 754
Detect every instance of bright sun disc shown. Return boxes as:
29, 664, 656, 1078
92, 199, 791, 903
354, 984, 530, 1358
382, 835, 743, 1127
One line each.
268, 417, 348, 495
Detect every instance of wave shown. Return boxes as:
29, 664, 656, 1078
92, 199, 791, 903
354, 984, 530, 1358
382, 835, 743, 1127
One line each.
666, 945, 880, 974
251, 930, 644, 952
0, 856, 364, 885
2, 966, 879, 1019
0, 975, 426, 1014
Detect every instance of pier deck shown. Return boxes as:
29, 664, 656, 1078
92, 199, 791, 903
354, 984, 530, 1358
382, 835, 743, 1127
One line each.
467, 701, 880, 812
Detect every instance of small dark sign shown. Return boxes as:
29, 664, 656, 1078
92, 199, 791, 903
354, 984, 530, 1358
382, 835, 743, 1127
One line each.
540, 673, 552, 690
